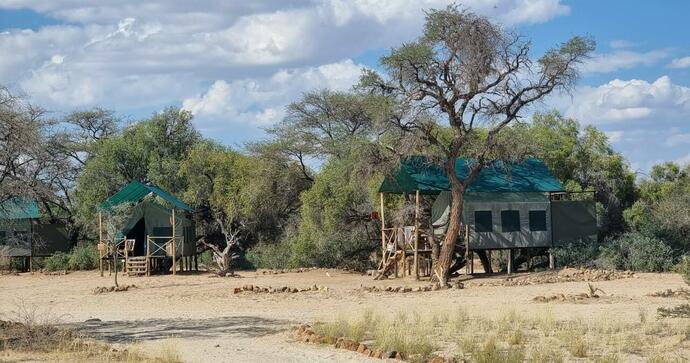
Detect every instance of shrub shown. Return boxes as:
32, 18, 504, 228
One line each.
44, 252, 70, 272
67, 244, 99, 270
245, 240, 291, 269
551, 239, 599, 268
597, 232, 673, 272
674, 256, 690, 285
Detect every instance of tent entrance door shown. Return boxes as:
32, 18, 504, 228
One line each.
126, 218, 147, 256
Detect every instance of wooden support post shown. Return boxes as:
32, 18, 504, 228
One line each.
414, 190, 420, 280
194, 254, 198, 271
172, 209, 176, 276
99, 211, 104, 276
548, 249, 554, 269
507, 249, 514, 274
470, 251, 474, 274
401, 227, 406, 276
379, 193, 386, 267
394, 227, 398, 278
464, 224, 470, 275
124, 240, 129, 274
146, 235, 151, 277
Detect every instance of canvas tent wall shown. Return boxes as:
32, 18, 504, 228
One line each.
432, 191, 554, 249
118, 201, 195, 257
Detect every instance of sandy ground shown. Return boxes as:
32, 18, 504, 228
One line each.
1, 268, 687, 362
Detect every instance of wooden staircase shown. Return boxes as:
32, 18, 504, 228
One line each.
126, 257, 147, 276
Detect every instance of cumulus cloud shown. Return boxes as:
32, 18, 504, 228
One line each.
0, 0, 570, 114
669, 56, 690, 69
605, 131, 624, 143
182, 59, 363, 132
666, 133, 690, 147
581, 49, 670, 74
562, 76, 690, 124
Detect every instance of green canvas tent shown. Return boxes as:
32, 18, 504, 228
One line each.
0, 199, 70, 259
379, 156, 596, 250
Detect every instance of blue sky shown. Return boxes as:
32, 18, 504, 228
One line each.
1, 1, 688, 173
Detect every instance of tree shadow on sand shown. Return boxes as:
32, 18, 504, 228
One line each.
71, 315, 290, 343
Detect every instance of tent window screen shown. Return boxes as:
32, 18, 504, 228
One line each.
474, 211, 493, 232
529, 210, 547, 231
0, 231, 5, 244
152, 227, 172, 237
501, 211, 521, 232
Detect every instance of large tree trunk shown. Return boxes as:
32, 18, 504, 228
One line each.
433, 161, 465, 286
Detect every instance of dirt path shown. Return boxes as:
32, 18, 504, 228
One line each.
1, 269, 686, 362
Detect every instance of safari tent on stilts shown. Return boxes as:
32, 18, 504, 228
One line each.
376, 156, 597, 279
98, 181, 197, 276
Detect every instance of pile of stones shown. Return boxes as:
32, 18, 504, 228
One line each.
233, 284, 328, 294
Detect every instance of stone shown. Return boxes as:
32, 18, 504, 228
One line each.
428, 355, 446, 363
356, 343, 367, 353
363, 348, 372, 356
372, 350, 383, 359
233, 287, 242, 294
386, 351, 397, 358
402, 287, 412, 293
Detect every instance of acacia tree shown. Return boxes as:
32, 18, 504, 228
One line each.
362, 7, 594, 284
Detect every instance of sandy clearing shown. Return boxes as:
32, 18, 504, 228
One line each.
1, 269, 686, 362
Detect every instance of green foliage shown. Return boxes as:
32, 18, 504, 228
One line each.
245, 240, 291, 269
521, 112, 636, 236
551, 240, 600, 268
597, 232, 673, 272
76, 107, 200, 227
674, 256, 690, 285
67, 244, 99, 270
285, 155, 378, 269
43, 252, 70, 272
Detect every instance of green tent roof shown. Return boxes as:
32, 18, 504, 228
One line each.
101, 181, 193, 212
379, 156, 565, 194
0, 198, 40, 220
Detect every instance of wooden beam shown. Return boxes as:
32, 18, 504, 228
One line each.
146, 235, 151, 277
464, 224, 470, 275
549, 249, 554, 269
99, 211, 103, 276
413, 190, 420, 280
507, 249, 513, 274
172, 209, 176, 276
379, 193, 386, 268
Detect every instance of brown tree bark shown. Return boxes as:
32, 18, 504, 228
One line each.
433, 161, 465, 286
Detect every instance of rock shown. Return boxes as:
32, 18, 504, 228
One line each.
453, 281, 464, 289
233, 287, 242, 294
341, 339, 357, 351
428, 355, 446, 363
372, 350, 383, 359
356, 343, 367, 353
312, 284, 318, 291
415, 286, 423, 292
291, 288, 299, 293
431, 284, 440, 291
84, 318, 101, 323
402, 287, 412, 293
386, 351, 397, 358
363, 348, 372, 356
395, 351, 404, 360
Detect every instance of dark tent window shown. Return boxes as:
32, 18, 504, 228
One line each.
501, 210, 521, 232
474, 211, 493, 232
153, 227, 173, 237
0, 231, 6, 244
529, 210, 547, 231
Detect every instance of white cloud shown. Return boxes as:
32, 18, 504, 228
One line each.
667, 133, 690, 146
609, 40, 637, 49
182, 59, 363, 131
562, 76, 690, 124
669, 56, 690, 69
581, 50, 669, 74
